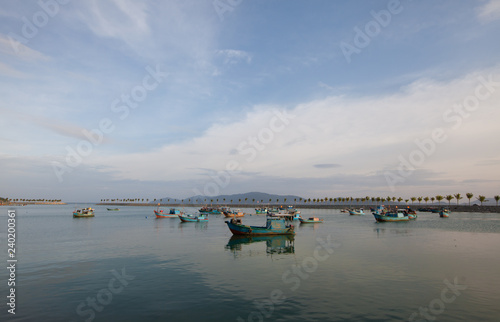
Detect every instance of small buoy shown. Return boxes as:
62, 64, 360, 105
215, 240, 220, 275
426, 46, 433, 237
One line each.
145, 216, 148, 218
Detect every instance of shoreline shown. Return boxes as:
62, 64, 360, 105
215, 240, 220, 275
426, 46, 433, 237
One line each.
95, 203, 500, 213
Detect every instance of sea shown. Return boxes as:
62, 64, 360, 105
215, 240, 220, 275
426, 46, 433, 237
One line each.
1, 204, 499, 321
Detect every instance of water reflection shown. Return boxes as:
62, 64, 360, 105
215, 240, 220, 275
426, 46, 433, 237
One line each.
373, 227, 411, 237
225, 235, 295, 255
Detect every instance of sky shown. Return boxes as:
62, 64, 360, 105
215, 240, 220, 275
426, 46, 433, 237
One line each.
1, 0, 500, 202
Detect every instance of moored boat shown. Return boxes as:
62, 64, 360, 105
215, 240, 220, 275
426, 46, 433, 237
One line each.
73, 207, 94, 218
198, 206, 224, 215
299, 217, 323, 223
223, 209, 245, 218
255, 207, 268, 214
439, 209, 450, 218
349, 208, 365, 215
107, 208, 120, 211
372, 206, 410, 222
225, 217, 295, 236
179, 214, 208, 222
155, 208, 182, 218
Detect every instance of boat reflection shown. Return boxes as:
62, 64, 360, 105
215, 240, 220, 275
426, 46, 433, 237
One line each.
225, 235, 295, 255
373, 228, 411, 237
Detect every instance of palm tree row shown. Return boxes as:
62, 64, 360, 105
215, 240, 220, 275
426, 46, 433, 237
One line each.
100, 193, 500, 206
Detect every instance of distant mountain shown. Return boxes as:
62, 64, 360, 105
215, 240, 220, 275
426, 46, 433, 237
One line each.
153, 192, 304, 205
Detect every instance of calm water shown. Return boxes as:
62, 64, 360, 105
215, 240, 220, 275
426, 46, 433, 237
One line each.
1, 205, 500, 321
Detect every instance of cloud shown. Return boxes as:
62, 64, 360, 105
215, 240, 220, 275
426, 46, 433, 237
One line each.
216, 49, 252, 65
314, 164, 341, 169
0, 34, 49, 62
477, 0, 500, 22
80, 65, 500, 199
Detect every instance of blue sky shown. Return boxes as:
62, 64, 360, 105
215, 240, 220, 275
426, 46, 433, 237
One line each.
1, 0, 500, 202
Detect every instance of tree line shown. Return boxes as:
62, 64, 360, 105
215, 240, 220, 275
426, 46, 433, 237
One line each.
100, 193, 500, 206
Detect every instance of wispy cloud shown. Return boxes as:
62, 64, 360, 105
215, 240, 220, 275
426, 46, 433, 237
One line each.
0, 34, 49, 61
314, 164, 341, 169
216, 49, 252, 65
477, 0, 500, 22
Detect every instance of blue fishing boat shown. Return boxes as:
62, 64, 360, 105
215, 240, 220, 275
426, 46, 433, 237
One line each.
225, 217, 295, 236
255, 207, 268, 214
439, 209, 450, 218
179, 214, 208, 222
349, 208, 364, 215
155, 208, 182, 218
198, 206, 224, 215
372, 206, 410, 222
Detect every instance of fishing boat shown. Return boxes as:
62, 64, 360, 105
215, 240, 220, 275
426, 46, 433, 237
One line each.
223, 209, 245, 218
255, 207, 268, 214
225, 217, 295, 236
179, 214, 208, 222
299, 217, 323, 223
107, 208, 120, 211
349, 208, 365, 215
439, 209, 450, 218
198, 206, 223, 215
406, 208, 417, 220
372, 206, 410, 222
154, 208, 182, 218
73, 207, 94, 218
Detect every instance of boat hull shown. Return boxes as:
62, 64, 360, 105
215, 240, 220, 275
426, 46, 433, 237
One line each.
299, 217, 323, 223
179, 215, 207, 222
73, 213, 94, 218
349, 211, 364, 216
225, 220, 295, 236
373, 213, 410, 222
439, 211, 450, 218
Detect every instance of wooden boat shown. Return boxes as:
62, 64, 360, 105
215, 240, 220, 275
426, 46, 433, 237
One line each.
225, 217, 295, 236
198, 206, 224, 215
154, 208, 182, 218
223, 209, 245, 218
178, 214, 208, 222
255, 207, 268, 214
107, 208, 120, 211
73, 207, 94, 218
299, 217, 323, 223
372, 207, 410, 222
439, 209, 450, 218
349, 208, 365, 215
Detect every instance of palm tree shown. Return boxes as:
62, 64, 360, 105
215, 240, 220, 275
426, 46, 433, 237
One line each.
476, 195, 488, 206
435, 195, 444, 205
424, 197, 429, 204
411, 197, 416, 204
454, 193, 463, 205
397, 197, 403, 204
466, 193, 473, 206
431, 197, 435, 204
417, 197, 423, 204
494, 195, 500, 206
445, 195, 454, 206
